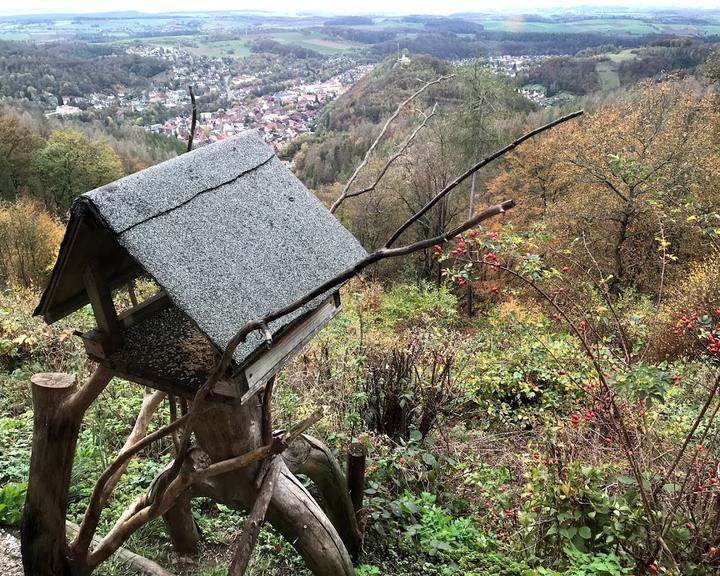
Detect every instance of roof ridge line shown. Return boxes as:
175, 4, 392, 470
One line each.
113, 152, 276, 236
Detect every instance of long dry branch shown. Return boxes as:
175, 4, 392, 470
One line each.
384, 109, 584, 248
72, 413, 187, 557
330, 75, 454, 213
168, 199, 515, 481
228, 458, 282, 576
186, 85, 197, 153
168, 111, 581, 481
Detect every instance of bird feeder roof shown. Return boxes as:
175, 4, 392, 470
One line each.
35, 130, 367, 366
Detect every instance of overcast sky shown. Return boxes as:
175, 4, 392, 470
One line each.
2, 1, 720, 17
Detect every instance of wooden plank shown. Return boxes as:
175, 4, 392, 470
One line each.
242, 295, 340, 400
44, 265, 144, 324
118, 291, 170, 330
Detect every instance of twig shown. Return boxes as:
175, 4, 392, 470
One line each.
330, 75, 454, 213
186, 86, 197, 153
385, 110, 584, 248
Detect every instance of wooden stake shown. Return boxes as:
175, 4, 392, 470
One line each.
347, 442, 366, 516
21, 373, 77, 576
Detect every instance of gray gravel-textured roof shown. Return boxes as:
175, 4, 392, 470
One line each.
80, 131, 367, 364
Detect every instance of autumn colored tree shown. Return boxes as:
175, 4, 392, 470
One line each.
0, 108, 44, 200
490, 78, 720, 294
33, 128, 124, 215
0, 196, 64, 288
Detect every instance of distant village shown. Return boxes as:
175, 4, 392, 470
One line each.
477, 54, 574, 107
43, 46, 562, 147
46, 44, 373, 150
143, 64, 373, 150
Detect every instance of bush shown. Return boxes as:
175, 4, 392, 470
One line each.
652, 251, 720, 361
463, 310, 589, 428
0, 196, 63, 288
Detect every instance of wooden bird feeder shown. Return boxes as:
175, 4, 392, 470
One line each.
24, 131, 370, 576
35, 131, 367, 401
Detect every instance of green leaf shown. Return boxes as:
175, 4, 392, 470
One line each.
579, 526, 592, 539
421, 452, 437, 466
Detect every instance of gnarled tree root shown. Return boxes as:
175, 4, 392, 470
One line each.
192, 399, 354, 576
282, 434, 361, 559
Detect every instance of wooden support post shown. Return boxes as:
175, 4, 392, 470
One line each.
162, 491, 200, 554
83, 264, 123, 355
21, 369, 113, 576
347, 442, 366, 516
21, 373, 79, 576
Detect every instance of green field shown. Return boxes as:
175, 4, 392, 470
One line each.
110, 30, 359, 58
595, 60, 621, 91
479, 18, 661, 35
261, 31, 361, 54
594, 48, 640, 91
477, 16, 720, 37
122, 36, 254, 58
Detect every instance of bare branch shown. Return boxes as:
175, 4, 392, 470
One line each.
228, 458, 282, 576
341, 103, 438, 204
186, 85, 197, 154
385, 110, 584, 248
72, 413, 187, 557
330, 75, 454, 213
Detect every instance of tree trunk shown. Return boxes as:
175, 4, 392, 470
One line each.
21, 373, 78, 576
21, 369, 112, 576
191, 397, 354, 576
